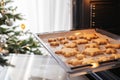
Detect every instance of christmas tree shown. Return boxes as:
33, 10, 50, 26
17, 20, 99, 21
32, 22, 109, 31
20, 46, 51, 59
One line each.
0, 0, 42, 66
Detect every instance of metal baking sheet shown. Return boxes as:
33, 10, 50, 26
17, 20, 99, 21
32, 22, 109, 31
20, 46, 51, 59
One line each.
35, 28, 120, 74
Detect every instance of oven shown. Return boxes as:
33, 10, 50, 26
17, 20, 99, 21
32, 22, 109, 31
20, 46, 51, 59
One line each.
72, 0, 120, 79
35, 0, 120, 80
72, 0, 120, 35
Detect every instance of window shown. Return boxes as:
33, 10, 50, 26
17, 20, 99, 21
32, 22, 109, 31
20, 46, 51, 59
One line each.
13, 0, 72, 33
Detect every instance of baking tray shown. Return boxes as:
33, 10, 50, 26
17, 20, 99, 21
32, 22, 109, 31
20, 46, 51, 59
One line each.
34, 28, 120, 75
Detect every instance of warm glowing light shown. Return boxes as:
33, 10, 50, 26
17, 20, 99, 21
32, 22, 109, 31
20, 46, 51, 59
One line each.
92, 5, 96, 8
21, 24, 26, 30
91, 62, 99, 68
74, 32, 82, 36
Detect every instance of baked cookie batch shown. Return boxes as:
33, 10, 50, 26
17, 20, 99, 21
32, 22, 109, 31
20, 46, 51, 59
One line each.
47, 32, 120, 67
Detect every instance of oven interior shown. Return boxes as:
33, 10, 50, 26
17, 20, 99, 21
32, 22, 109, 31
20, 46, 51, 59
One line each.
72, 0, 120, 79
72, 0, 120, 35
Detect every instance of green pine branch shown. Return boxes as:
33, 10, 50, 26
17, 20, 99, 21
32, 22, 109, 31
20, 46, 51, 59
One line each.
0, 0, 42, 66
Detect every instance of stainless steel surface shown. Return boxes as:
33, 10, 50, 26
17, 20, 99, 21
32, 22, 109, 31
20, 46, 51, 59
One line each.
95, 28, 120, 40
36, 28, 120, 75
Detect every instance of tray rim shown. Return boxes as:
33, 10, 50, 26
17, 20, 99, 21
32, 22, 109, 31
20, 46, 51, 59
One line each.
34, 28, 120, 74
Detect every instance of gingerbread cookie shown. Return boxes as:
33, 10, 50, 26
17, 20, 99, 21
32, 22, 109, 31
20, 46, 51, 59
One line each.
60, 39, 69, 44
115, 54, 120, 59
110, 54, 120, 60
97, 56, 110, 62
79, 33, 98, 40
67, 58, 82, 66
57, 37, 65, 41
82, 48, 103, 56
75, 54, 86, 60
72, 39, 88, 44
64, 42, 77, 48
109, 54, 116, 60
67, 35, 77, 40
82, 58, 98, 65
50, 41, 59, 46
105, 43, 120, 49
55, 47, 79, 57
85, 43, 99, 48
92, 38, 109, 45
48, 38, 56, 42
104, 48, 117, 54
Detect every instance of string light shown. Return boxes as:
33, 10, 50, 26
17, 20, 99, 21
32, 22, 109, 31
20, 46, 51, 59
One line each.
21, 23, 26, 30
